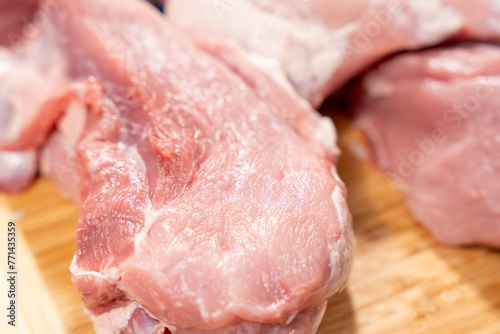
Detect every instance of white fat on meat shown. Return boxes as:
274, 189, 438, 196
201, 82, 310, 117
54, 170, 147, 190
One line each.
167, 0, 500, 105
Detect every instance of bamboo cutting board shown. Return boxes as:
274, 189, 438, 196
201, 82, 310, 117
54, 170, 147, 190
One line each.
3, 113, 500, 334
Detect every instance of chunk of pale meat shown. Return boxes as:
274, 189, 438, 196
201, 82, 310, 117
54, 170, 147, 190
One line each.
31, 0, 355, 332
167, 0, 500, 105
355, 43, 500, 247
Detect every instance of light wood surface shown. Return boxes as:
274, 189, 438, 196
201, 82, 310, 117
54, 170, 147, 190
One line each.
4, 113, 500, 334
0, 198, 65, 334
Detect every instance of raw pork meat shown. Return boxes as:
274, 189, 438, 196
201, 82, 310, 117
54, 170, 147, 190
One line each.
40, 89, 89, 203
167, 0, 500, 105
0, 31, 67, 152
0, 0, 38, 46
355, 43, 500, 247
0, 12, 68, 192
0, 150, 37, 192
32, 0, 354, 332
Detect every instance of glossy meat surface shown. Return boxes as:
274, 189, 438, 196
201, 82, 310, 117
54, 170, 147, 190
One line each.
30, 0, 355, 332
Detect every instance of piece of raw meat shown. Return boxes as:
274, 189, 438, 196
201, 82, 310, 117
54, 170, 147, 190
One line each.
167, 0, 500, 106
0, 34, 68, 151
0, 19, 68, 192
33, 0, 353, 332
354, 43, 500, 247
0, 150, 37, 192
40, 81, 91, 203
0, 0, 38, 46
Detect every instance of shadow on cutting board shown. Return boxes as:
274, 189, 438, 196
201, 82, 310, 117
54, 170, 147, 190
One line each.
318, 290, 357, 334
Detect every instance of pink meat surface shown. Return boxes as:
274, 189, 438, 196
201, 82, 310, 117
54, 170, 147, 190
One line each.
0, 36, 67, 151
167, 0, 500, 106
40, 80, 92, 203
0, 10, 69, 192
29, 0, 355, 332
355, 43, 500, 247
0, 149, 37, 192
0, 0, 38, 47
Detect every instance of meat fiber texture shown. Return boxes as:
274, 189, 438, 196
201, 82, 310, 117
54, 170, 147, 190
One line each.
167, 0, 500, 106
18, 0, 354, 332
355, 43, 500, 248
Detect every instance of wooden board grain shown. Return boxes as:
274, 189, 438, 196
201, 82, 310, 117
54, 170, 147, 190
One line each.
6, 181, 93, 334
0, 198, 65, 334
4, 114, 500, 334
